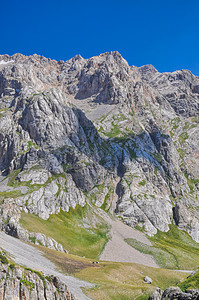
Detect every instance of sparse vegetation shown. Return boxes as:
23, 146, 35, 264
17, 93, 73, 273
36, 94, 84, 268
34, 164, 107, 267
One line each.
29, 236, 36, 244
177, 148, 185, 159
20, 140, 39, 154
150, 152, 162, 163
184, 173, 199, 193
0, 252, 9, 264
20, 278, 35, 289
2, 169, 67, 199
138, 180, 146, 186
126, 144, 137, 159
100, 186, 114, 211
103, 122, 121, 138
9, 263, 16, 270
0, 189, 23, 199
179, 132, 189, 144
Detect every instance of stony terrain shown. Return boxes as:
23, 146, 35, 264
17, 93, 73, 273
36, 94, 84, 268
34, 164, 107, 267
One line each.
0, 51, 199, 252
0, 232, 93, 299
99, 211, 158, 267
0, 260, 71, 300
150, 286, 199, 300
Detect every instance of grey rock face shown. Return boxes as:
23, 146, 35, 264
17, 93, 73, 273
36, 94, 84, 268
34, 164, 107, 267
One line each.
1, 51, 199, 247
162, 287, 198, 300
0, 260, 73, 300
150, 287, 199, 300
144, 275, 153, 284
149, 287, 163, 300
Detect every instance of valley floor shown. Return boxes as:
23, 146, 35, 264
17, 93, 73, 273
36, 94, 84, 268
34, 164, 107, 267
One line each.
0, 223, 191, 299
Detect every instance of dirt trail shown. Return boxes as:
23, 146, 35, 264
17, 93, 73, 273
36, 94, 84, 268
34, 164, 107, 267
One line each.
99, 212, 159, 268
0, 231, 92, 300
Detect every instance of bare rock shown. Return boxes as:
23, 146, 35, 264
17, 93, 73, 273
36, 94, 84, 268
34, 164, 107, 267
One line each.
144, 276, 152, 284
149, 287, 164, 300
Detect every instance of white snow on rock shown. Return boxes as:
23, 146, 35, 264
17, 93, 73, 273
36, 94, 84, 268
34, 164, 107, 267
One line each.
0, 60, 14, 65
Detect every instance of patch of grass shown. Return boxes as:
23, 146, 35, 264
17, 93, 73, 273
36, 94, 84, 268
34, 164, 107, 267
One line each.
169, 194, 176, 206
134, 224, 145, 232
178, 271, 199, 292
0, 190, 23, 199
27, 140, 39, 149
0, 108, 8, 113
6, 169, 66, 198
170, 130, 174, 138
37, 246, 187, 300
183, 122, 190, 131
126, 145, 137, 160
29, 236, 36, 244
20, 140, 39, 154
103, 122, 121, 138
151, 152, 162, 163
20, 278, 35, 289
171, 117, 180, 125
7, 169, 21, 186
127, 225, 199, 270
34, 270, 45, 281
56, 183, 61, 197
125, 239, 176, 269
0, 108, 8, 118
20, 205, 109, 259
154, 224, 199, 270
179, 132, 189, 146
138, 180, 146, 186
101, 190, 112, 211
9, 263, 16, 270
0, 252, 9, 264
24, 267, 45, 284
113, 135, 130, 146
184, 173, 199, 193
177, 148, 185, 159
154, 166, 159, 176
135, 294, 151, 300
114, 113, 127, 122
45, 275, 53, 282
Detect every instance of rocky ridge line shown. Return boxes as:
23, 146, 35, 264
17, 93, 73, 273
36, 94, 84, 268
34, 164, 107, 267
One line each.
0, 51, 199, 249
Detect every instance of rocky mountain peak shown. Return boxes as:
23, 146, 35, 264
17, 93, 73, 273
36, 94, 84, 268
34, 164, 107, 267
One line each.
1, 51, 199, 249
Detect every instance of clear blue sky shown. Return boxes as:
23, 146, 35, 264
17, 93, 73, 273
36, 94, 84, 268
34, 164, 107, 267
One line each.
1, 0, 199, 75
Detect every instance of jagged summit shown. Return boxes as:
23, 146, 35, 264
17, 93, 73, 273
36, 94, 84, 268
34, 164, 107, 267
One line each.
1, 51, 199, 251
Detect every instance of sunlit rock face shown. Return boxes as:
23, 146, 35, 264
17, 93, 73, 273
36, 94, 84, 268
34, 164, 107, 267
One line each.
1, 51, 199, 244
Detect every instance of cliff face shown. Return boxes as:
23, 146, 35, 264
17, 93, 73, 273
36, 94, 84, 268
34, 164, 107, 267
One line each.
0, 260, 71, 300
1, 51, 199, 247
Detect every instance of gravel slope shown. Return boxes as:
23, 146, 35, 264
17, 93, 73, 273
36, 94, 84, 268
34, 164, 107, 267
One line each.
0, 231, 93, 300
99, 212, 159, 268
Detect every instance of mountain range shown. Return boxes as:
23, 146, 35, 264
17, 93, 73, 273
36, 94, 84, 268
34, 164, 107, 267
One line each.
0, 51, 199, 299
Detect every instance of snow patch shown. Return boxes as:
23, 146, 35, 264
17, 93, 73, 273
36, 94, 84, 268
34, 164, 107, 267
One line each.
0, 60, 14, 65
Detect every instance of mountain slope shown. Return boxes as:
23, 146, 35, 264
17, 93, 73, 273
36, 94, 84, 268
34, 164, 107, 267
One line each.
0, 51, 199, 253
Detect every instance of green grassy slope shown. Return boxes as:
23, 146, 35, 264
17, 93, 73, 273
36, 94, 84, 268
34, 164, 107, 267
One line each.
36, 245, 187, 300
20, 205, 109, 259
126, 225, 199, 270
178, 270, 199, 291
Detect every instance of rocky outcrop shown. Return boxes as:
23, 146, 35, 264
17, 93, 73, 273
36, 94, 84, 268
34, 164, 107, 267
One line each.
149, 287, 199, 300
0, 258, 73, 300
1, 51, 199, 246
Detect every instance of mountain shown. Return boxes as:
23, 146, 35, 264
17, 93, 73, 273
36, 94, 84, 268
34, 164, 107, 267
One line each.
0, 51, 199, 253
